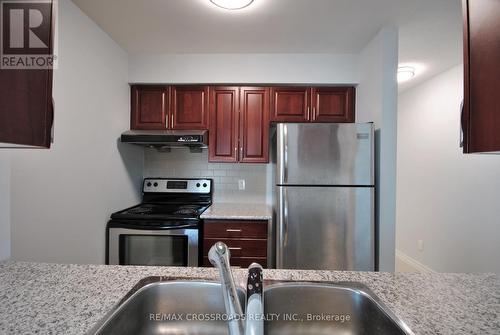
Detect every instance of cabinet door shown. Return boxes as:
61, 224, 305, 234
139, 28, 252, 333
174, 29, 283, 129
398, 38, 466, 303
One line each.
0, 0, 54, 148
311, 87, 355, 123
0, 67, 53, 147
209, 87, 239, 162
463, 0, 500, 153
270, 87, 310, 122
239, 87, 270, 163
171, 86, 209, 130
131, 86, 168, 130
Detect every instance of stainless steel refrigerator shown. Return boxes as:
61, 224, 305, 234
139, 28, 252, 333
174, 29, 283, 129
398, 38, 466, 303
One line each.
272, 123, 375, 271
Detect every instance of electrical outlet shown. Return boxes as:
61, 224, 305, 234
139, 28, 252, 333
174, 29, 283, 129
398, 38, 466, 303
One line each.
238, 179, 246, 190
417, 240, 424, 252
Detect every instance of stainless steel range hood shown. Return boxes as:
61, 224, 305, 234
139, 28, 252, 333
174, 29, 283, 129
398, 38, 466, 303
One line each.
120, 130, 208, 151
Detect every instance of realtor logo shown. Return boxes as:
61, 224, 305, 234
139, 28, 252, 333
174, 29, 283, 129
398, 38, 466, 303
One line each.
1, 0, 57, 69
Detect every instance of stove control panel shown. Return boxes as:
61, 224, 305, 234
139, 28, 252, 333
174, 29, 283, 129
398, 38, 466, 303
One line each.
143, 178, 211, 194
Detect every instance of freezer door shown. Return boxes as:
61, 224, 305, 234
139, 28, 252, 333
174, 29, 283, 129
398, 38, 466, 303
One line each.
276, 123, 374, 186
276, 186, 374, 271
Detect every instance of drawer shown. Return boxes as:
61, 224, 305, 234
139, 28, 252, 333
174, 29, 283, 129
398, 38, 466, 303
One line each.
203, 257, 267, 269
204, 220, 268, 239
203, 238, 267, 258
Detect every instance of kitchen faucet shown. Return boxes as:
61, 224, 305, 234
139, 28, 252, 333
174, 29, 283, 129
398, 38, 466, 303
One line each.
208, 242, 264, 335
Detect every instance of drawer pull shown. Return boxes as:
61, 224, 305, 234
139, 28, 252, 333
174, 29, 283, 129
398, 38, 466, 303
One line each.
226, 229, 242, 232
228, 247, 242, 251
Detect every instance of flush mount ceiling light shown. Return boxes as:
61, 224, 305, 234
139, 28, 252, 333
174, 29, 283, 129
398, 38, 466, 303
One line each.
397, 66, 416, 83
210, 0, 254, 10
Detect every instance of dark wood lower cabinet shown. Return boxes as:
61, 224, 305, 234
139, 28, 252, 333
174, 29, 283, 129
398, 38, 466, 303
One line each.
202, 219, 268, 268
462, 0, 500, 153
203, 257, 267, 268
203, 238, 267, 258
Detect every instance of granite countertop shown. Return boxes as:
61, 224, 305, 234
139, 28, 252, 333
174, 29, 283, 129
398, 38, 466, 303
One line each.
0, 261, 499, 334
200, 202, 272, 220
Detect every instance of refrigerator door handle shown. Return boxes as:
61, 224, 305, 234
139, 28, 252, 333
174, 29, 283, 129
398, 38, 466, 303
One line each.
283, 124, 288, 183
283, 187, 289, 247
277, 187, 287, 268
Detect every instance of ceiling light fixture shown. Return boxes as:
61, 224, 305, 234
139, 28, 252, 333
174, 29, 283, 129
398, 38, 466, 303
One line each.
397, 66, 416, 83
210, 0, 254, 10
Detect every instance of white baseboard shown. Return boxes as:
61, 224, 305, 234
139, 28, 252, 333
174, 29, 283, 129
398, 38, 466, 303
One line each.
395, 249, 435, 273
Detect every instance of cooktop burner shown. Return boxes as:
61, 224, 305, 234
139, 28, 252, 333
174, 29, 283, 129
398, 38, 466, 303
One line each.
111, 203, 209, 220
109, 178, 212, 223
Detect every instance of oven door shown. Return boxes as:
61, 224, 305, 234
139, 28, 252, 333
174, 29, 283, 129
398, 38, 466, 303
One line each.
108, 227, 198, 267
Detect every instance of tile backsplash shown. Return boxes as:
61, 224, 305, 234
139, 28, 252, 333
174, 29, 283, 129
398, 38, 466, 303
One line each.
144, 148, 270, 203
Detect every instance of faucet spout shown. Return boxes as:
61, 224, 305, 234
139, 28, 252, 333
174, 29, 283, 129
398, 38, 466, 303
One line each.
208, 242, 245, 335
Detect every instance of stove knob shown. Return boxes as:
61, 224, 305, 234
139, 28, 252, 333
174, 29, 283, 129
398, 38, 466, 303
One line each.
153, 182, 158, 187
146, 182, 152, 187
203, 183, 207, 188
196, 183, 201, 187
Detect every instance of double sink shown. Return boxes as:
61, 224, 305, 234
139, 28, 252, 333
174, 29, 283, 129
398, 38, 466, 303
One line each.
89, 277, 414, 335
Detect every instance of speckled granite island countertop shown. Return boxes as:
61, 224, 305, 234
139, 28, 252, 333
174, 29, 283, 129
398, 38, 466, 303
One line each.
200, 202, 272, 220
0, 262, 499, 335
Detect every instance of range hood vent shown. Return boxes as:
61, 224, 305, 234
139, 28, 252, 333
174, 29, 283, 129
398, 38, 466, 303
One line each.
120, 130, 208, 152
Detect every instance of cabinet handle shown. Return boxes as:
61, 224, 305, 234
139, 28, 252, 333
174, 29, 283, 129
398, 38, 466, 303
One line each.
312, 107, 316, 121
307, 107, 310, 120
171, 114, 174, 128
226, 229, 242, 232
240, 147, 243, 159
229, 247, 242, 251
460, 100, 464, 148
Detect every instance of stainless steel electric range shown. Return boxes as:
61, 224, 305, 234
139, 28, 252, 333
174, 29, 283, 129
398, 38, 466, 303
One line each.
106, 178, 212, 267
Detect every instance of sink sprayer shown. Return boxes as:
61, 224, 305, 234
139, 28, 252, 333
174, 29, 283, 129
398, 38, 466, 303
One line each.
208, 241, 264, 335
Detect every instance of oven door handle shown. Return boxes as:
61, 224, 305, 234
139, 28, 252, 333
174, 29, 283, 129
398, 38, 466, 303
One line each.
107, 221, 199, 230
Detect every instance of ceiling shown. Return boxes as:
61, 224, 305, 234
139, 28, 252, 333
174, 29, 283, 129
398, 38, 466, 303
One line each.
398, 0, 463, 91
72, 0, 463, 91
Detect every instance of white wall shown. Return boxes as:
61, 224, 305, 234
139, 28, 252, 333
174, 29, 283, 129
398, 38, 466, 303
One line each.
357, 27, 399, 272
397, 65, 500, 273
0, 153, 10, 261
9, 0, 143, 264
129, 53, 359, 84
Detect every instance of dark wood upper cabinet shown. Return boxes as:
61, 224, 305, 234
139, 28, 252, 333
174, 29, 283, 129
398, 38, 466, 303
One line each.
270, 87, 309, 122
311, 87, 355, 123
171, 86, 209, 130
270, 86, 355, 123
209, 87, 270, 163
131, 85, 168, 130
462, 0, 500, 153
209, 87, 239, 162
131, 85, 209, 130
239, 87, 270, 163
0, 70, 53, 147
0, 0, 55, 148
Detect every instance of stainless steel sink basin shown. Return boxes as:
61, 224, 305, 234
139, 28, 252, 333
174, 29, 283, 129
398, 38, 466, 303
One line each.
264, 282, 413, 335
89, 277, 413, 335
90, 278, 246, 335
